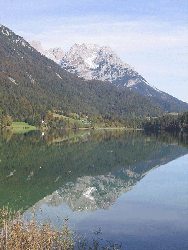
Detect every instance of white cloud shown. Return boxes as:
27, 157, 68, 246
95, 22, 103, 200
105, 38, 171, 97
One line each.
21, 16, 187, 49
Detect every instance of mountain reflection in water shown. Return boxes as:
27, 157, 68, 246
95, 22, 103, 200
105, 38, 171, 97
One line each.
1, 129, 187, 213
27, 148, 188, 213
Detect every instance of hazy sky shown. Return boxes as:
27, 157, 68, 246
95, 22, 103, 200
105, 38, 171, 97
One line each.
0, 0, 187, 102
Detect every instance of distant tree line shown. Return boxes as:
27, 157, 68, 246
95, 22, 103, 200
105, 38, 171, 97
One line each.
143, 112, 188, 132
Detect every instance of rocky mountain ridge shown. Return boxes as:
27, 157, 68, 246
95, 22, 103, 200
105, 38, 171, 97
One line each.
29, 40, 188, 113
60, 43, 134, 81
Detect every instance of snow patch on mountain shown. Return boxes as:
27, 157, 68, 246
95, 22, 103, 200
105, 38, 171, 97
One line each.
85, 55, 98, 69
1, 27, 10, 36
56, 73, 62, 79
126, 79, 138, 87
8, 77, 18, 85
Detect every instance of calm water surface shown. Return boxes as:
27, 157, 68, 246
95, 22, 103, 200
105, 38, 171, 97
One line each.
1, 130, 188, 249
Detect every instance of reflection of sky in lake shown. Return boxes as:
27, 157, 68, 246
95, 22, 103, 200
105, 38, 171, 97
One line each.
25, 154, 188, 249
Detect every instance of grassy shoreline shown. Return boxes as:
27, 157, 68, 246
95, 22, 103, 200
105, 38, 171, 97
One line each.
7, 122, 37, 133
6, 122, 144, 133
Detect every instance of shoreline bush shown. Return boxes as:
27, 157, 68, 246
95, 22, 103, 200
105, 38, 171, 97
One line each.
0, 206, 122, 250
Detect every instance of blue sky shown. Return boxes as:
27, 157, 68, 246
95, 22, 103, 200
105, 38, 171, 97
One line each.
0, 0, 187, 102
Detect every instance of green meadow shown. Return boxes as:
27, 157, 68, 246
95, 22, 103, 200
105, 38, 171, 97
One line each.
10, 122, 37, 133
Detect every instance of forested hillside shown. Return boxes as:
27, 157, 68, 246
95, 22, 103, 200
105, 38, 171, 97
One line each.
0, 24, 163, 125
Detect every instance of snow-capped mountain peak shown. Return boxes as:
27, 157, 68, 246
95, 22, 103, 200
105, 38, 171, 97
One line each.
27, 40, 188, 112
59, 43, 134, 81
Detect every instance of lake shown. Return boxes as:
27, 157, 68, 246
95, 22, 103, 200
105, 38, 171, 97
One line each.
0, 130, 188, 249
